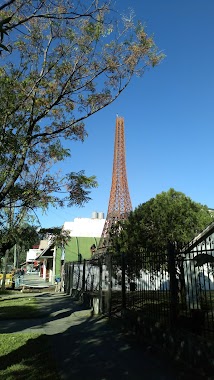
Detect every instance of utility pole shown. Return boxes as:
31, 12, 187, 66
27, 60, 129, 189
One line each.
13, 244, 17, 269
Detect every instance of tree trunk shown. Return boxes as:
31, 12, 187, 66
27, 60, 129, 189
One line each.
1, 249, 9, 291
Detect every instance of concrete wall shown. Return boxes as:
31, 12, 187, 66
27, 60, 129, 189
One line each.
63, 217, 105, 237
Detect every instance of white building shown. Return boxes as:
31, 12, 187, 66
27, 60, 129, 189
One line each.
63, 211, 105, 237
26, 249, 40, 263
26, 240, 49, 265
37, 212, 106, 284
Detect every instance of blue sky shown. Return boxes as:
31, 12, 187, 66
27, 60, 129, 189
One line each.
36, 0, 214, 227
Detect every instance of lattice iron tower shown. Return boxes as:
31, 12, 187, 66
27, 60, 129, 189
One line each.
98, 116, 132, 253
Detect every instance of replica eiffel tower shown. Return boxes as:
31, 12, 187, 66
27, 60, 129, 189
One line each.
97, 116, 132, 254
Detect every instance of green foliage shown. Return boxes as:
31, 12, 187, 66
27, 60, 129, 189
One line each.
0, 1, 163, 257
66, 171, 98, 207
39, 226, 71, 249
0, 0, 163, 212
111, 188, 212, 255
0, 220, 39, 260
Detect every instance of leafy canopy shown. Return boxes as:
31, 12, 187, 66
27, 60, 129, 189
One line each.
111, 188, 213, 255
0, 0, 164, 212
0, 1, 164, 258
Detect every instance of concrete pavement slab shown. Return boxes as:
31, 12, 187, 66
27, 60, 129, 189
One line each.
0, 293, 199, 380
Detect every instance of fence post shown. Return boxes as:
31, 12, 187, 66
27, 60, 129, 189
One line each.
65, 264, 69, 295
82, 259, 86, 292
107, 254, 112, 316
122, 252, 126, 310
70, 262, 74, 296
99, 258, 103, 313
168, 242, 178, 328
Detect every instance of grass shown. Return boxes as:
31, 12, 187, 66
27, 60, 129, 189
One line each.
0, 290, 20, 296
0, 295, 59, 379
0, 297, 41, 319
0, 332, 59, 380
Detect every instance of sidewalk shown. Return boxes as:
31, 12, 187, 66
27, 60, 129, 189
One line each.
0, 293, 197, 380
15, 273, 51, 290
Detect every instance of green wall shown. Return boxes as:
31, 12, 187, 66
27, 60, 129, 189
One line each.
55, 237, 100, 278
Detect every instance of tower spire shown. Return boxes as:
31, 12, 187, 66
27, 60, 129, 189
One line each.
98, 116, 132, 253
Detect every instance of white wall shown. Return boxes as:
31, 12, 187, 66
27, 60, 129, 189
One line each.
26, 248, 41, 262
63, 217, 105, 237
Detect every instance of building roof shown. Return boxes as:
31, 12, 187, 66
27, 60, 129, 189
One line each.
36, 241, 54, 260
182, 221, 214, 254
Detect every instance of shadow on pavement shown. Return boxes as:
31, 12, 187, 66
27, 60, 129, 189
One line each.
0, 293, 90, 333
0, 294, 206, 380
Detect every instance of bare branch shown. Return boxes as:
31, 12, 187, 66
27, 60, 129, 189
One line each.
0, 0, 16, 12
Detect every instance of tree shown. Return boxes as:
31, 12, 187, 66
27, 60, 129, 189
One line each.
0, 215, 40, 290
111, 188, 213, 255
13, 224, 40, 266
109, 189, 213, 284
0, 14, 12, 53
38, 226, 71, 250
0, 207, 39, 261
0, 0, 164, 212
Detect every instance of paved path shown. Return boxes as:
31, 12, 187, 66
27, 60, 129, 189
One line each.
15, 273, 51, 289
0, 293, 197, 380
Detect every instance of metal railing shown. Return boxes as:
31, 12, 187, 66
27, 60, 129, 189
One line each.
64, 247, 214, 339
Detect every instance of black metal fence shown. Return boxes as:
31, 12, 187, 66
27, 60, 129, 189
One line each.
64, 247, 214, 340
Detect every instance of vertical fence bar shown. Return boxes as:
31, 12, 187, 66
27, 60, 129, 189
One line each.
64, 264, 67, 294
82, 259, 86, 292
122, 252, 126, 310
168, 243, 178, 328
70, 262, 74, 296
99, 258, 103, 313
65, 264, 70, 295
107, 254, 112, 316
